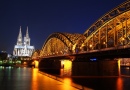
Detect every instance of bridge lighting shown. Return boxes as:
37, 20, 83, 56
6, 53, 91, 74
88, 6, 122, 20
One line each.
121, 37, 125, 45
23, 62, 27, 65
122, 37, 125, 41
103, 42, 106, 44
34, 60, 39, 68
89, 44, 92, 48
61, 60, 72, 76
61, 60, 64, 65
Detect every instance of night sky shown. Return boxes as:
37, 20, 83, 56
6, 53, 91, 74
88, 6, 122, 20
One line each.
0, 0, 126, 54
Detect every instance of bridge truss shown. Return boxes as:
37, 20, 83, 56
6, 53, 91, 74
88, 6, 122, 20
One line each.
38, 0, 130, 58
40, 32, 86, 57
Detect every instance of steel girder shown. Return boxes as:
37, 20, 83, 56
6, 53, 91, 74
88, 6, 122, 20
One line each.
84, 0, 130, 36
83, 0, 130, 51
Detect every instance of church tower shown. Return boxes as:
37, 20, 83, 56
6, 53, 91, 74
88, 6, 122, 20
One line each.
17, 26, 22, 45
13, 26, 35, 57
24, 26, 30, 45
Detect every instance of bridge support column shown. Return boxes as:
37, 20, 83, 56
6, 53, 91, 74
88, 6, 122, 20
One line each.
38, 59, 61, 75
98, 60, 120, 76
72, 59, 120, 76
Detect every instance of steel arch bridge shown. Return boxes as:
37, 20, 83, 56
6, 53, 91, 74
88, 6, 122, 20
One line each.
38, 0, 130, 58
39, 32, 86, 57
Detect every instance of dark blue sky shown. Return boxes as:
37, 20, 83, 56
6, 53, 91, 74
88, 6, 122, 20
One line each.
0, 0, 126, 53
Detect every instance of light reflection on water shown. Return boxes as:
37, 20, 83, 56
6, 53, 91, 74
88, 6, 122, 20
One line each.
31, 68, 39, 90
0, 66, 130, 90
31, 68, 78, 90
116, 77, 123, 90
70, 67, 130, 90
63, 78, 72, 85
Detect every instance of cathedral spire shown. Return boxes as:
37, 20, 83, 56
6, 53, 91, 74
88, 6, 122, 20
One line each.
24, 26, 30, 45
26, 26, 29, 38
17, 26, 22, 45
18, 26, 22, 38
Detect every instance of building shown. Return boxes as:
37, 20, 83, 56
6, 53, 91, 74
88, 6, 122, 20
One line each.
13, 26, 35, 59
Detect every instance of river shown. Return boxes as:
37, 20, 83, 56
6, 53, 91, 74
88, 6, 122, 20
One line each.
0, 66, 130, 90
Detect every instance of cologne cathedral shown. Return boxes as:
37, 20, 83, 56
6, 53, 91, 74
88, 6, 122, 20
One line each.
13, 26, 35, 57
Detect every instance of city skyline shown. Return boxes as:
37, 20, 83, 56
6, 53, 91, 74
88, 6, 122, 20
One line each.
0, 0, 125, 53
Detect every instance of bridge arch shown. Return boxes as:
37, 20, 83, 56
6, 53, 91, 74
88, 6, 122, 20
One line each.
32, 50, 40, 60
39, 0, 130, 57
40, 32, 85, 57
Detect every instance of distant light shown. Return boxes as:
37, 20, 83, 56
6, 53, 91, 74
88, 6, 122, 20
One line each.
90, 58, 97, 61
1, 51, 6, 53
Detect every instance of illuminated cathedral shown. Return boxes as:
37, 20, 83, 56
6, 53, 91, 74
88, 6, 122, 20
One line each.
13, 26, 35, 57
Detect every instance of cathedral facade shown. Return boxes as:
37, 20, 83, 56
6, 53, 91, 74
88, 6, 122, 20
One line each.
13, 26, 35, 57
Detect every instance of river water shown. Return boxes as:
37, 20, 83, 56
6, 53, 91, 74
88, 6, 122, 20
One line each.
70, 66, 130, 90
0, 66, 78, 90
0, 66, 130, 90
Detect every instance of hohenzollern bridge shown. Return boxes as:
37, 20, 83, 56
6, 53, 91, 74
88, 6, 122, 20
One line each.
32, 0, 130, 76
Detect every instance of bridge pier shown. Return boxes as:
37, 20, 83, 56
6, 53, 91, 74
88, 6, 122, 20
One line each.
39, 59, 61, 75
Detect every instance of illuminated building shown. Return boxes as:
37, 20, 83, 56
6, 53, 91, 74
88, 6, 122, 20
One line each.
13, 26, 35, 58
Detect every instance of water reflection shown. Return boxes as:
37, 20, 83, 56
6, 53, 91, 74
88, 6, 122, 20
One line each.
31, 68, 78, 90
63, 78, 72, 85
31, 68, 38, 90
116, 77, 123, 90
1, 66, 130, 90
71, 67, 130, 90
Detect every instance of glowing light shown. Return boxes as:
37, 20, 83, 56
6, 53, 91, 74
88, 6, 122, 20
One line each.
23, 62, 27, 65
89, 44, 92, 48
62, 78, 74, 90
9, 60, 12, 63
90, 58, 97, 61
62, 60, 72, 76
103, 42, 106, 44
61, 60, 64, 65
34, 60, 39, 68
32, 62, 35, 65
0, 61, 2, 64
0, 66, 2, 68
122, 37, 125, 41
63, 78, 72, 85
118, 60, 121, 76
